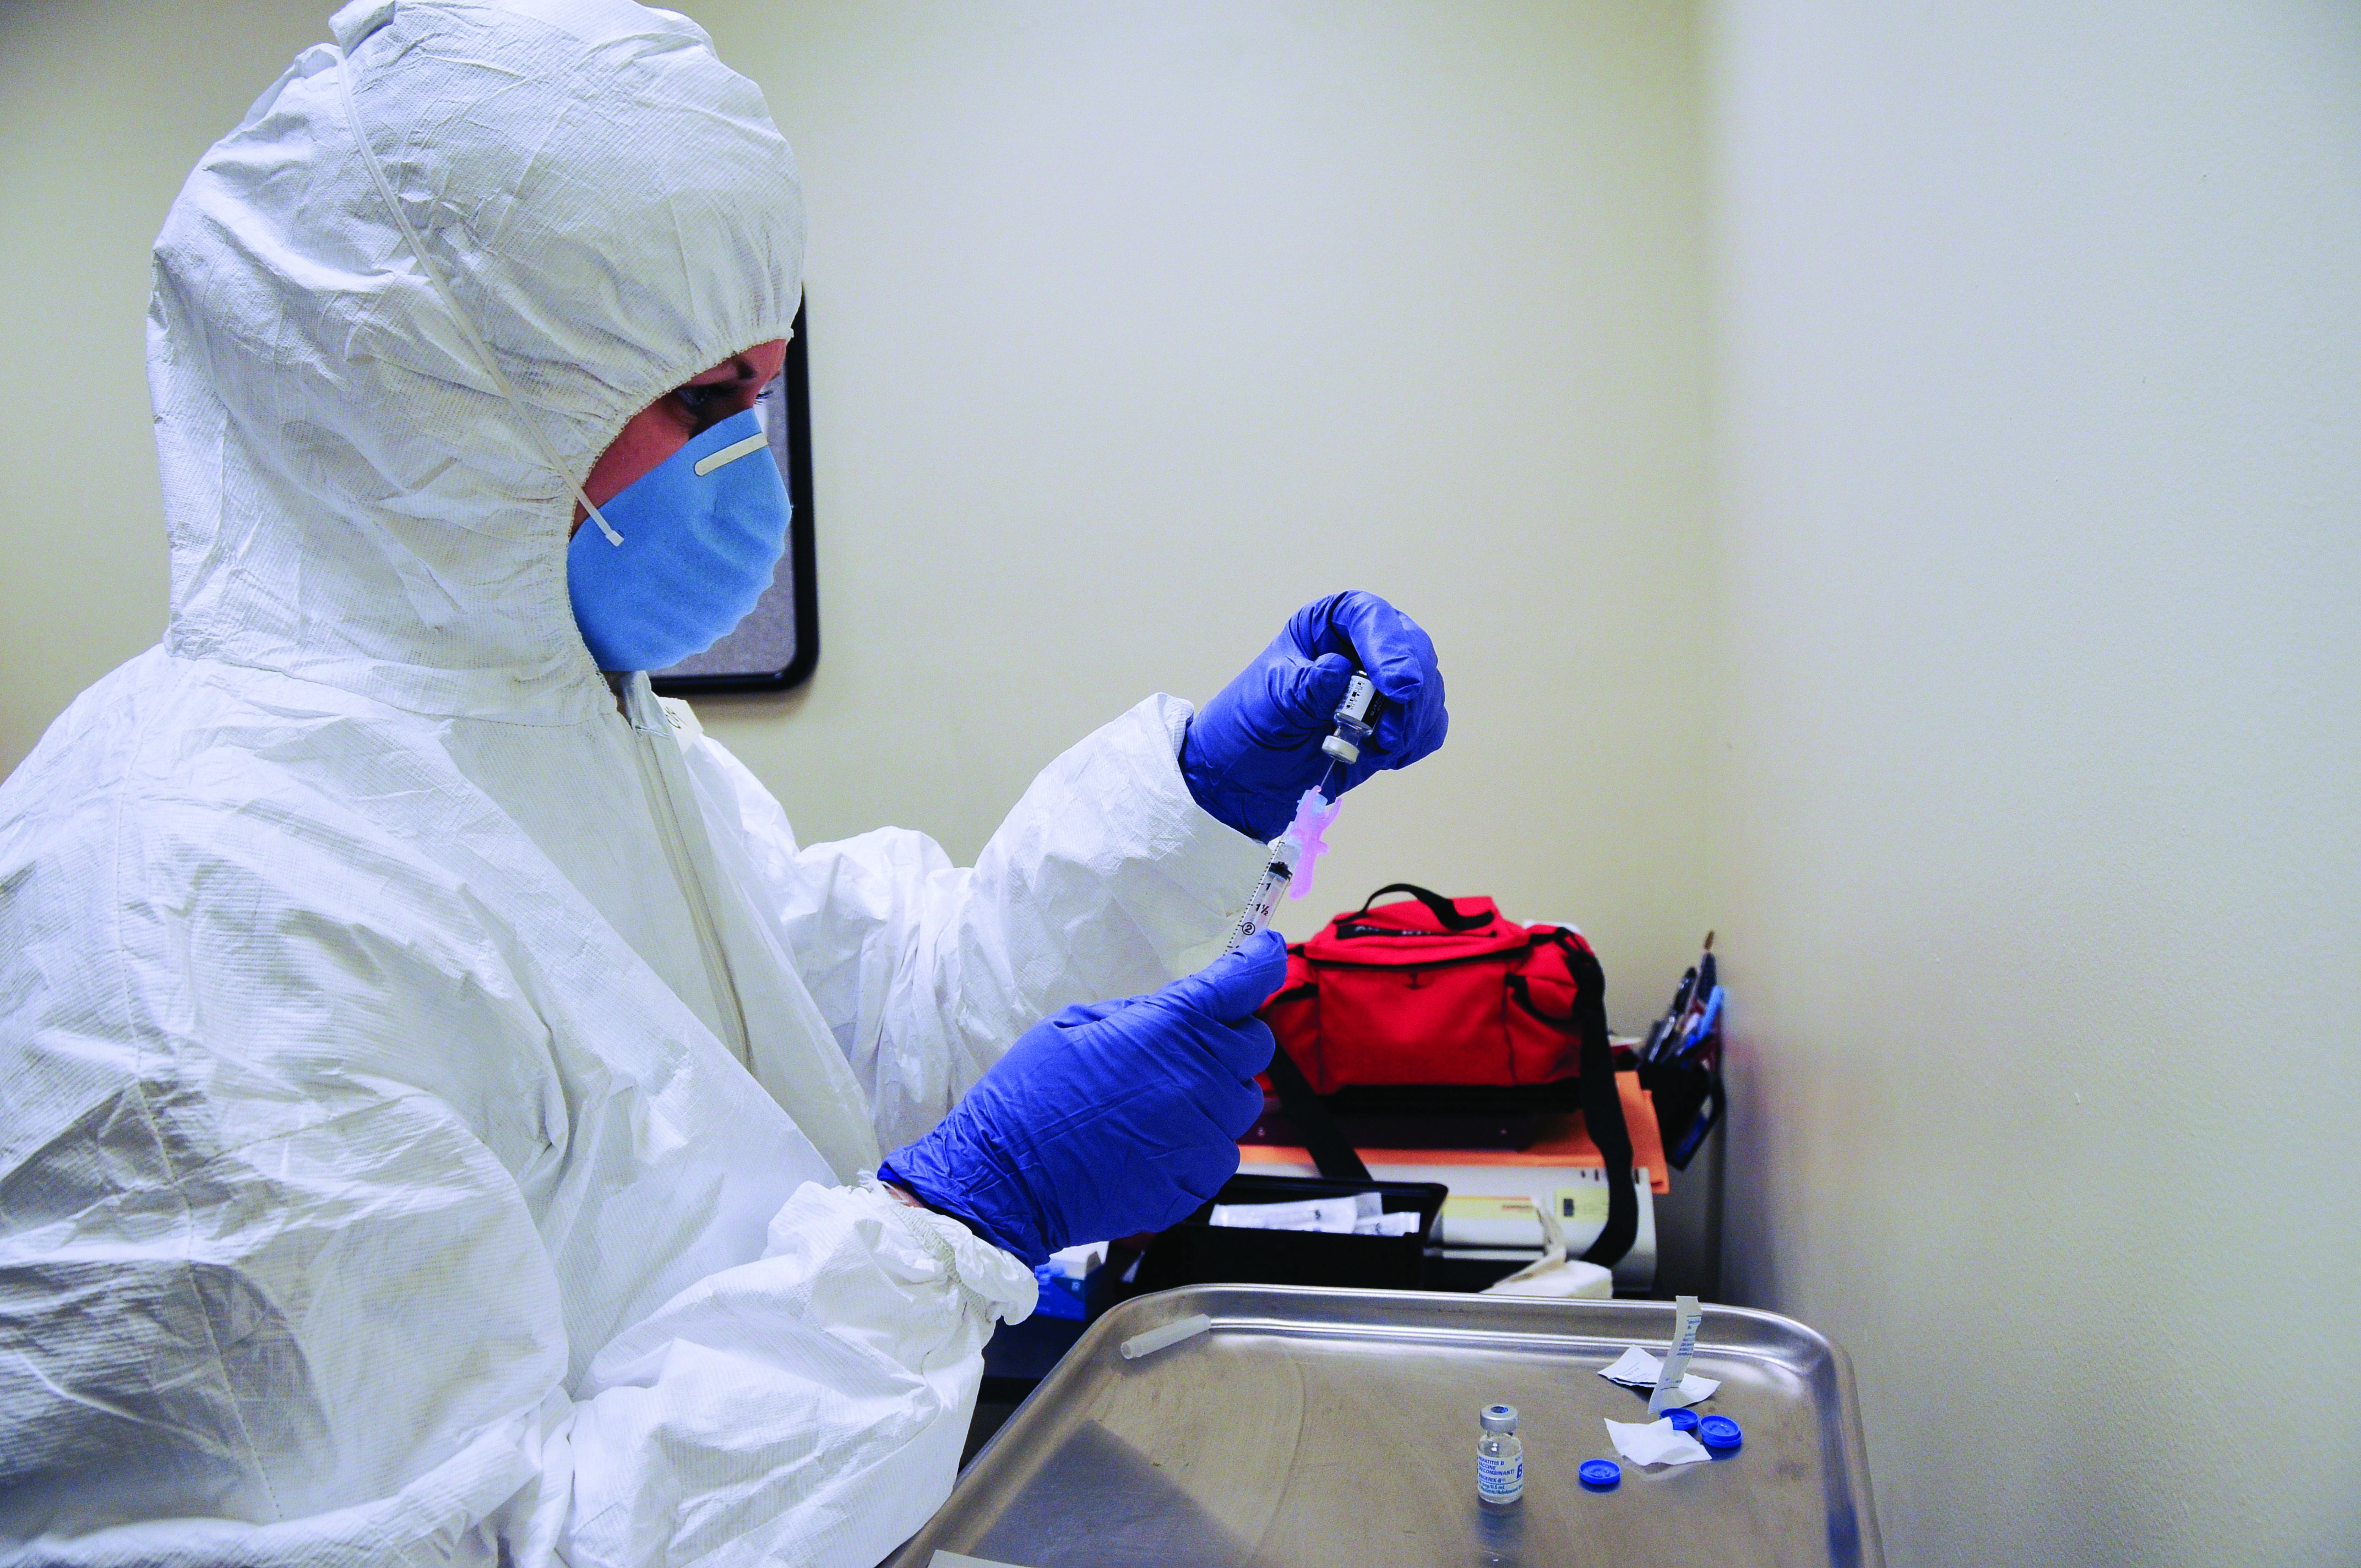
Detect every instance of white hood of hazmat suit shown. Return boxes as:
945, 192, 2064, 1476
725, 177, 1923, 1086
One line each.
0, 0, 1264, 1562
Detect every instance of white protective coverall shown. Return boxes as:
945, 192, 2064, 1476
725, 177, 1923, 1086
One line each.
0, 1, 1265, 1563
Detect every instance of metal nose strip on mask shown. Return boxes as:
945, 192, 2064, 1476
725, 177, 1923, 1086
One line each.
693, 431, 769, 477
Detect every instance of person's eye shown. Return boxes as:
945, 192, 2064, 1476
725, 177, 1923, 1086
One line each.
675, 380, 746, 429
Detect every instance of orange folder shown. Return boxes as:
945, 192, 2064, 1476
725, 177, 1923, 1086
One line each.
1239, 1070, 1672, 1194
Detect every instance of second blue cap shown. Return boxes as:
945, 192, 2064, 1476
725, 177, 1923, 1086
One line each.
1664, 1408, 1700, 1433
1579, 1459, 1622, 1489
1698, 1414, 1744, 1450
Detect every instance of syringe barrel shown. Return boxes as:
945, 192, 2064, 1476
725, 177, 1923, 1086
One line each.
1222, 835, 1304, 954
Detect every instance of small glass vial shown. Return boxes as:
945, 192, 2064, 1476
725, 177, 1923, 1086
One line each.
1477, 1403, 1524, 1505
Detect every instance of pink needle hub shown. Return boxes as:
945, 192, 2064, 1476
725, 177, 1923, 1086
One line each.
1283, 787, 1341, 900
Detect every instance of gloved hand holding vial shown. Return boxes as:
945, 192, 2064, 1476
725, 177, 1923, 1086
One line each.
1180, 591, 1450, 951
1182, 590, 1450, 842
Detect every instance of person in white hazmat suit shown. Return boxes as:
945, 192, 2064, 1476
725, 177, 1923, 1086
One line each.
0, 2, 1452, 1565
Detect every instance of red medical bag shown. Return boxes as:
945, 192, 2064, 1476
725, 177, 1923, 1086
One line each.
1260, 884, 1603, 1092
1255, 884, 1640, 1265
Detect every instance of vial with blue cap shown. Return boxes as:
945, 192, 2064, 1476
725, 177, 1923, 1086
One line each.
1477, 1403, 1524, 1505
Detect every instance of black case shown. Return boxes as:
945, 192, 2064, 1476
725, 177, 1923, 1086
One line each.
1129, 1173, 1449, 1295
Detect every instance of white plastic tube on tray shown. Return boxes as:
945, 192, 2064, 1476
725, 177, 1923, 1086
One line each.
1119, 1313, 1211, 1360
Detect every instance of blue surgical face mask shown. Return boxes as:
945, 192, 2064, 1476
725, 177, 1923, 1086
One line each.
568, 406, 790, 673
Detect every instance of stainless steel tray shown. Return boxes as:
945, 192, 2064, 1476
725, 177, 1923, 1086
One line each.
890, 1286, 1881, 1568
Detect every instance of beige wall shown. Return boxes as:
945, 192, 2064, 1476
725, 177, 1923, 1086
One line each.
0, 0, 1715, 1012
1703, 2, 2361, 1563
0, 2, 331, 777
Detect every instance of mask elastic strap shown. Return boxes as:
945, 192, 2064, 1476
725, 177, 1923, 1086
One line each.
330, 45, 625, 546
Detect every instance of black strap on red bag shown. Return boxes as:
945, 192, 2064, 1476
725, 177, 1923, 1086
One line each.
1260, 886, 1637, 1266
1259, 1035, 1374, 1183
1521, 928, 1638, 1267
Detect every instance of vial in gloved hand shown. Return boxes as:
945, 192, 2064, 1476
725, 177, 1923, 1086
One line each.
1477, 1403, 1524, 1505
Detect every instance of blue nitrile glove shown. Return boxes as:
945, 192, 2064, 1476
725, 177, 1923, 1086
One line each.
879, 931, 1289, 1265
1180, 590, 1449, 842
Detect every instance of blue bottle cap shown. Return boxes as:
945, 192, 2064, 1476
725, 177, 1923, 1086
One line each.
1579, 1458, 1621, 1490
1663, 1407, 1700, 1433
1697, 1414, 1744, 1450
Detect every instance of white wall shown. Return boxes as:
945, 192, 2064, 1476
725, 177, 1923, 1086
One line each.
692, 0, 1715, 981
0, 0, 1715, 1008
1704, 3, 2361, 1564
0, 2, 330, 778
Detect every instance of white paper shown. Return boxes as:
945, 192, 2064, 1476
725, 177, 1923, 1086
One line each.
1596, 1344, 1719, 1406
1650, 1294, 1704, 1415
1604, 1416, 1712, 1467
1044, 1240, 1107, 1279
1209, 1196, 1359, 1232
1599, 1345, 1662, 1385
1352, 1211, 1421, 1236
1210, 1194, 1416, 1234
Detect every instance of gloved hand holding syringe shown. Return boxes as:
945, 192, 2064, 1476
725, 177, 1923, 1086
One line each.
1175, 590, 1450, 954
1221, 672, 1379, 953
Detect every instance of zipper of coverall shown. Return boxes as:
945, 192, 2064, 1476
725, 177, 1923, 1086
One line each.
621, 673, 755, 1069
332, 31, 768, 1078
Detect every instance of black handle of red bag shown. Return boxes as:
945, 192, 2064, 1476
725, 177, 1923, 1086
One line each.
1354, 883, 1496, 933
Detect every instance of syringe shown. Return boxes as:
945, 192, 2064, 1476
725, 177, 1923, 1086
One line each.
1221, 672, 1385, 955
1221, 834, 1305, 956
